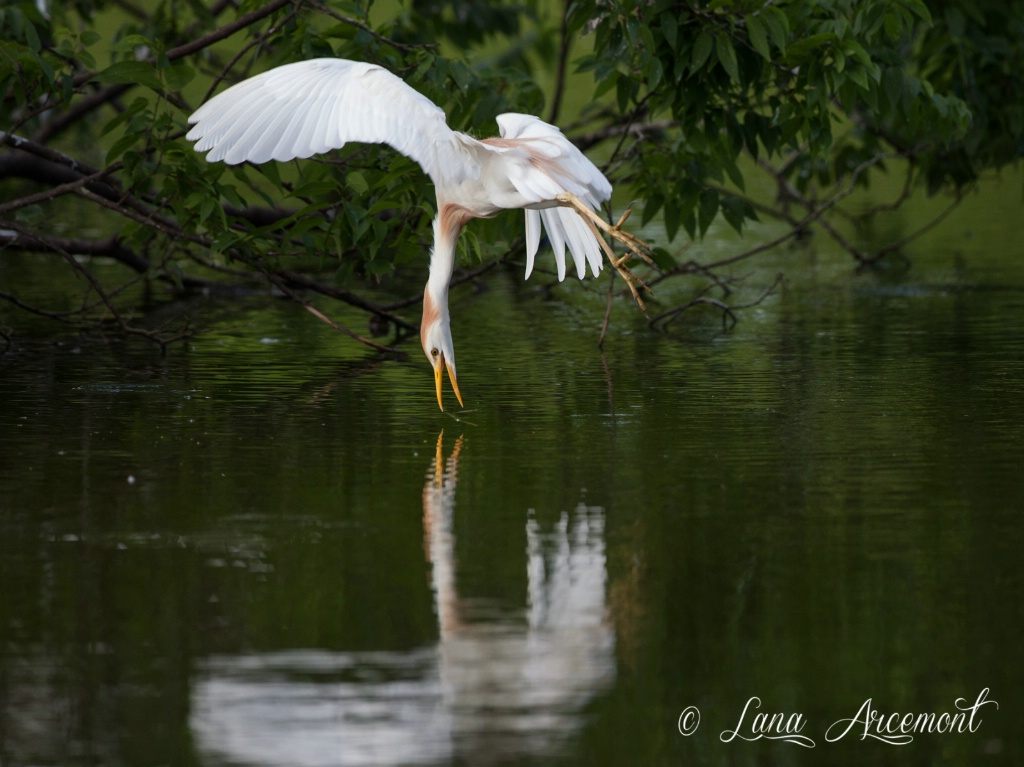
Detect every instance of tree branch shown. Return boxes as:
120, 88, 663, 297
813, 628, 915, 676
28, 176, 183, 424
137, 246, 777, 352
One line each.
547, 0, 573, 126
265, 273, 407, 357
649, 272, 784, 331
0, 221, 191, 349
275, 269, 418, 333
31, 0, 296, 144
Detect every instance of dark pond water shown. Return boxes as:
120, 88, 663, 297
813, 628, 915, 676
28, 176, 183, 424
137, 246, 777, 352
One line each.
1, 177, 1023, 765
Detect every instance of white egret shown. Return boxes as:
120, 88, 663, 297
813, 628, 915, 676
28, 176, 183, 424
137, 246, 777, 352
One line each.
187, 58, 649, 410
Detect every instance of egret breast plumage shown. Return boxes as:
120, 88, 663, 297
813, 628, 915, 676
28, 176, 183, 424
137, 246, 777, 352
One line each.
187, 58, 646, 410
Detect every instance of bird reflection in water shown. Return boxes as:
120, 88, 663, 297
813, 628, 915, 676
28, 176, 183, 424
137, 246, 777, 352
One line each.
191, 432, 614, 766
423, 431, 614, 757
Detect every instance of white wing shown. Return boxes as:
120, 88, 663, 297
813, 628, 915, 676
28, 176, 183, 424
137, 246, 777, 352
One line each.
495, 114, 612, 281
187, 59, 474, 187
187, 62, 615, 284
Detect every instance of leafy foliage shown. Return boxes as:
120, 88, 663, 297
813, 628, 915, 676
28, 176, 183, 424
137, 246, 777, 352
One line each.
0, 0, 1020, 347
576, 0, 984, 240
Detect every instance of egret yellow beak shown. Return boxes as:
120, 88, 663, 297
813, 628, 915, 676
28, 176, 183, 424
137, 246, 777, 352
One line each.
434, 354, 464, 411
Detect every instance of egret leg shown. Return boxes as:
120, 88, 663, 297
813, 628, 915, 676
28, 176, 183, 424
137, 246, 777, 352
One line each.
555, 193, 654, 311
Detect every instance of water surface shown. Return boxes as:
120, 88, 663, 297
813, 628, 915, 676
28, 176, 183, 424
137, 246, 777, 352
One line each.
1, 180, 1022, 765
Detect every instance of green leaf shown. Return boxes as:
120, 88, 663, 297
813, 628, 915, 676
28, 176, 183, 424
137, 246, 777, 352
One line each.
762, 6, 789, 54
785, 33, 832, 61
723, 157, 745, 191
322, 22, 357, 40
101, 97, 149, 136
660, 12, 678, 50
23, 14, 41, 53
649, 247, 676, 271
259, 162, 281, 190
291, 179, 339, 199
646, 55, 664, 92
347, 171, 369, 196
664, 199, 681, 241
834, 49, 846, 73
199, 195, 218, 226
616, 74, 636, 112
220, 184, 245, 211
106, 130, 143, 164
721, 196, 756, 233
847, 65, 869, 92
681, 211, 696, 241
883, 66, 903, 110
844, 39, 871, 68
594, 69, 618, 99
883, 10, 902, 40
96, 60, 161, 90
746, 14, 771, 60
691, 31, 714, 73
162, 62, 194, 91
902, 74, 921, 110
698, 188, 719, 236
111, 35, 153, 54
642, 192, 664, 226
715, 33, 739, 83
368, 197, 401, 216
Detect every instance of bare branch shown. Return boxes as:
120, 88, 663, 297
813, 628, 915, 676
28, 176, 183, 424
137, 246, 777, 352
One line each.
697, 153, 897, 274
0, 230, 149, 273
597, 269, 615, 349
31, 0, 296, 144
0, 221, 191, 348
649, 272, 784, 331
266, 274, 407, 357
0, 166, 114, 217
866, 188, 966, 264
306, 0, 439, 52
275, 270, 417, 333
547, 0, 573, 126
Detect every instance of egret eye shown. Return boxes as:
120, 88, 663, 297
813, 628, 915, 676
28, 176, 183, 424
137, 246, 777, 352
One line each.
430, 348, 439, 357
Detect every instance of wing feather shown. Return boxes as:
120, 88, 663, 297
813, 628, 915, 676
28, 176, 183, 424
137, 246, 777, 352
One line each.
524, 209, 542, 279
540, 208, 568, 281
187, 59, 475, 186
495, 113, 612, 282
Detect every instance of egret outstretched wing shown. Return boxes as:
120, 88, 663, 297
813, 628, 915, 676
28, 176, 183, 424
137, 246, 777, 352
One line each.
187, 58, 474, 187
187, 60, 615, 284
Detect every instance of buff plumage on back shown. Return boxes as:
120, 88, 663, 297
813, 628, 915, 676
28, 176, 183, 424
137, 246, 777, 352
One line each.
186, 59, 471, 187
495, 114, 611, 281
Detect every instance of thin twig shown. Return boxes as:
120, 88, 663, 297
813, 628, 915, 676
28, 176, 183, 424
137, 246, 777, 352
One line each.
700, 153, 898, 273
275, 269, 417, 333
0, 167, 115, 217
31, 0, 296, 143
268, 275, 406, 356
1, 222, 190, 347
547, 0, 573, 126
649, 272, 784, 331
306, 0, 438, 51
597, 268, 615, 348
867, 187, 966, 263
381, 257, 501, 312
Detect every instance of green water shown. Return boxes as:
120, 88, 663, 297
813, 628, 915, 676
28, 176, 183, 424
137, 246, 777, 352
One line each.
1, 176, 1022, 765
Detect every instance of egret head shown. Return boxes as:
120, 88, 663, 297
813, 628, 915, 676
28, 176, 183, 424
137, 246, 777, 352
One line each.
421, 289, 464, 411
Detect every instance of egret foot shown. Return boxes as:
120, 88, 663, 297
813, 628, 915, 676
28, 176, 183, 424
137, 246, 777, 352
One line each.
555, 192, 655, 311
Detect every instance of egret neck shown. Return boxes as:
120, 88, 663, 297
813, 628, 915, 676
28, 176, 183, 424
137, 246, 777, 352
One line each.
421, 210, 468, 411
